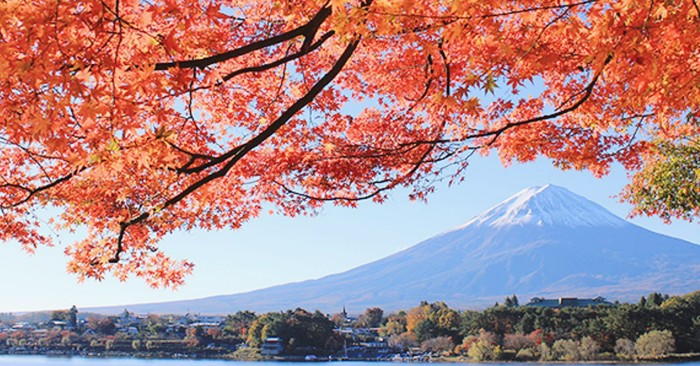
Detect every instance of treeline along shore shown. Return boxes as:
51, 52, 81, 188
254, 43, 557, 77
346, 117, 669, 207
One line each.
1, 290, 699, 362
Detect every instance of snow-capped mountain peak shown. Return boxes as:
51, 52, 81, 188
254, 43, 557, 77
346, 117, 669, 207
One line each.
461, 184, 628, 228
87, 184, 700, 314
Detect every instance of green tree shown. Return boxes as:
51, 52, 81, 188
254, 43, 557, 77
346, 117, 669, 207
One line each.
413, 319, 438, 343
285, 309, 338, 352
247, 308, 338, 355
143, 314, 167, 337
460, 310, 488, 336
478, 305, 525, 336
224, 311, 258, 338
407, 301, 459, 341
580, 316, 614, 351
623, 137, 700, 222
379, 314, 406, 337
659, 291, 700, 352
647, 292, 665, 307
602, 304, 654, 341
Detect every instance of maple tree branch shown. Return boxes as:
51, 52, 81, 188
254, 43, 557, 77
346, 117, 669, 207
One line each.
108, 35, 363, 264
438, 41, 450, 96
401, 57, 610, 150
480, 0, 599, 19
279, 51, 450, 205
220, 31, 335, 83
0, 139, 60, 180
153, 6, 331, 71
174, 145, 246, 175
523, 4, 575, 57
280, 63, 607, 204
693, 0, 700, 17
273, 180, 390, 202
604, 114, 652, 158
156, 12, 336, 177
173, 31, 335, 175
273, 135, 439, 203
0, 168, 85, 209
367, 0, 599, 21
406, 54, 434, 102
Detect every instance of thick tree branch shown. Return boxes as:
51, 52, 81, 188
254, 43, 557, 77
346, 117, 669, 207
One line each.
153, 6, 332, 71
220, 31, 335, 83
165, 29, 333, 176
108, 36, 362, 263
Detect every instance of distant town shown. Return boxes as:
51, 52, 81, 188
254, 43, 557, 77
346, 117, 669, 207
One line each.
1, 291, 698, 362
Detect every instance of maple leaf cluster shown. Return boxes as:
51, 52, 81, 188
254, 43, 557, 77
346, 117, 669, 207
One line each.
0, 0, 698, 286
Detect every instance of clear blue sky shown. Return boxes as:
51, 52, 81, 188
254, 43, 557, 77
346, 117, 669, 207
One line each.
0, 154, 698, 314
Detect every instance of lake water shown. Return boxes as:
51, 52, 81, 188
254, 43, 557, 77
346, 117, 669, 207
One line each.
1, 357, 699, 366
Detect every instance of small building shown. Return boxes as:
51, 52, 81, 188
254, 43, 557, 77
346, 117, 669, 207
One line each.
525, 296, 614, 308
188, 322, 222, 330
11, 322, 35, 330
49, 320, 69, 330
360, 340, 389, 349
194, 315, 224, 324
261, 337, 284, 356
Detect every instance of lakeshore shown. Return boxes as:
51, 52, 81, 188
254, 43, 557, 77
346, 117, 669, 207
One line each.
2, 355, 700, 366
3, 348, 700, 364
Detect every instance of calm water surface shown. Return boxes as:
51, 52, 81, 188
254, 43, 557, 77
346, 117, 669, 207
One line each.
1, 357, 699, 366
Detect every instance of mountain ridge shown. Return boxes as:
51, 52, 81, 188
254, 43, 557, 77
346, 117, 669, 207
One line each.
87, 184, 700, 315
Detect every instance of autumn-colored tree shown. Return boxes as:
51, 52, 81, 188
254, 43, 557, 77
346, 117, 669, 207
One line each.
2, 0, 699, 285
420, 335, 454, 354
635, 330, 675, 359
357, 307, 383, 328
87, 317, 117, 335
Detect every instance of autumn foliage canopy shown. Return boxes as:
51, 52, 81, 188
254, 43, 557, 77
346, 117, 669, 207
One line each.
1, 0, 699, 285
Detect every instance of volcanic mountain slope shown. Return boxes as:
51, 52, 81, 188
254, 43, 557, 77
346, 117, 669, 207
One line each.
89, 184, 700, 314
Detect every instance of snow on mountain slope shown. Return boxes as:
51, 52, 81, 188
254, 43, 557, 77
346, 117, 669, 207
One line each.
87, 185, 700, 315
459, 184, 628, 228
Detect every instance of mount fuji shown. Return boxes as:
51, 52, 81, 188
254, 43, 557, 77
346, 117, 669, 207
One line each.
89, 184, 700, 314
